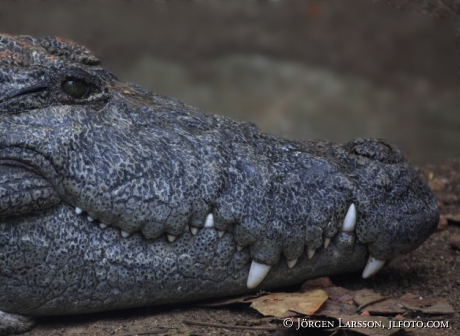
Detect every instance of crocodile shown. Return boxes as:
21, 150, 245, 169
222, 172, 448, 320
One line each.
0, 34, 439, 335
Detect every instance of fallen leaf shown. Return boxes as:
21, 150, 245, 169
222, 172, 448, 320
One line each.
364, 299, 406, 315
399, 293, 455, 314
354, 289, 388, 311
301, 276, 333, 291
445, 213, 460, 223
250, 290, 328, 318
437, 215, 448, 230
315, 286, 357, 317
449, 235, 460, 251
198, 292, 267, 307
428, 177, 448, 191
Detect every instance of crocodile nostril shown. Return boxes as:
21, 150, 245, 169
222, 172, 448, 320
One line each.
347, 138, 403, 164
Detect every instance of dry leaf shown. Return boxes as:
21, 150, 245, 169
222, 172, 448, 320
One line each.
354, 289, 388, 311
301, 276, 333, 291
399, 293, 455, 314
445, 213, 460, 223
198, 292, 266, 307
250, 290, 328, 318
316, 286, 357, 316
364, 299, 406, 315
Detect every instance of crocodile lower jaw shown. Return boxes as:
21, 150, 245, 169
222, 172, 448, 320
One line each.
71, 202, 386, 289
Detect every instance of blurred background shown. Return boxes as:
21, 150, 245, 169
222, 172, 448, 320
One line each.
0, 0, 458, 162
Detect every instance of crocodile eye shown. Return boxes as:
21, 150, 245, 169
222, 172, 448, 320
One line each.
61, 79, 90, 99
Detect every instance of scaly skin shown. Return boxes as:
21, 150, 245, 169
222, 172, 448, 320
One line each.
0, 34, 439, 335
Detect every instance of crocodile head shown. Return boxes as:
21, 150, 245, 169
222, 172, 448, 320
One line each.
0, 34, 439, 322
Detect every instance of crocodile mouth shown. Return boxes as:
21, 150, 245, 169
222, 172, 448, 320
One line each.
70, 199, 386, 289
0, 147, 63, 217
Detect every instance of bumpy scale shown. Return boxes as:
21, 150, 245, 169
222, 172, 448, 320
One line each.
0, 34, 439, 335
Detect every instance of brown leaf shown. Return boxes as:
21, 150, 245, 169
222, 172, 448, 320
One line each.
428, 177, 448, 191
437, 215, 448, 230
364, 299, 406, 315
445, 213, 460, 223
354, 289, 388, 311
399, 293, 455, 314
316, 286, 357, 317
198, 292, 267, 307
250, 290, 328, 318
301, 276, 334, 291
449, 235, 460, 251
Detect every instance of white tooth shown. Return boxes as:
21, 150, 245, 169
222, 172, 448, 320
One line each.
87, 216, 94, 222
217, 230, 225, 238
185, 224, 190, 232
120, 230, 130, 238
99, 223, 108, 229
323, 237, 331, 248
247, 261, 271, 289
204, 213, 214, 228
307, 248, 316, 259
286, 258, 298, 268
237, 244, 244, 251
342, 203, 357, 232
362, 256, 386, 279
167, 234, 177, 243
191, 227, 198, 235
75, 207, 83, 215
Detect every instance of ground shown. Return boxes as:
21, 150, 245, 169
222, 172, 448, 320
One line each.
22, 160, 460, 335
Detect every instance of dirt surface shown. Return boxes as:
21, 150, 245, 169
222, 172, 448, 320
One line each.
21, 160, 460, 335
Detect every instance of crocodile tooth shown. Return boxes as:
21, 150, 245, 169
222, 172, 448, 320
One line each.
237, 244, 244, 251
247, 261, 271, 289
190, 227, 199, 235
120, 230, 130, 238
362, 256, 385, 279
87, 216, 94, 222
286, 258, 298, 268
217, 230, 225, 238
323, 237, 331, 248
341, 203, 357, 232
185, 224, 190, 232
167, 234, 177, 243
204, 213, 214, 228
307, 248, 316, 259
99, 223, 108, 229
75, 207, 83, 215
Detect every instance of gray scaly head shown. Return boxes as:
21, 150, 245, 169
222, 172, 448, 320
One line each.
0, 34, 439, 334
